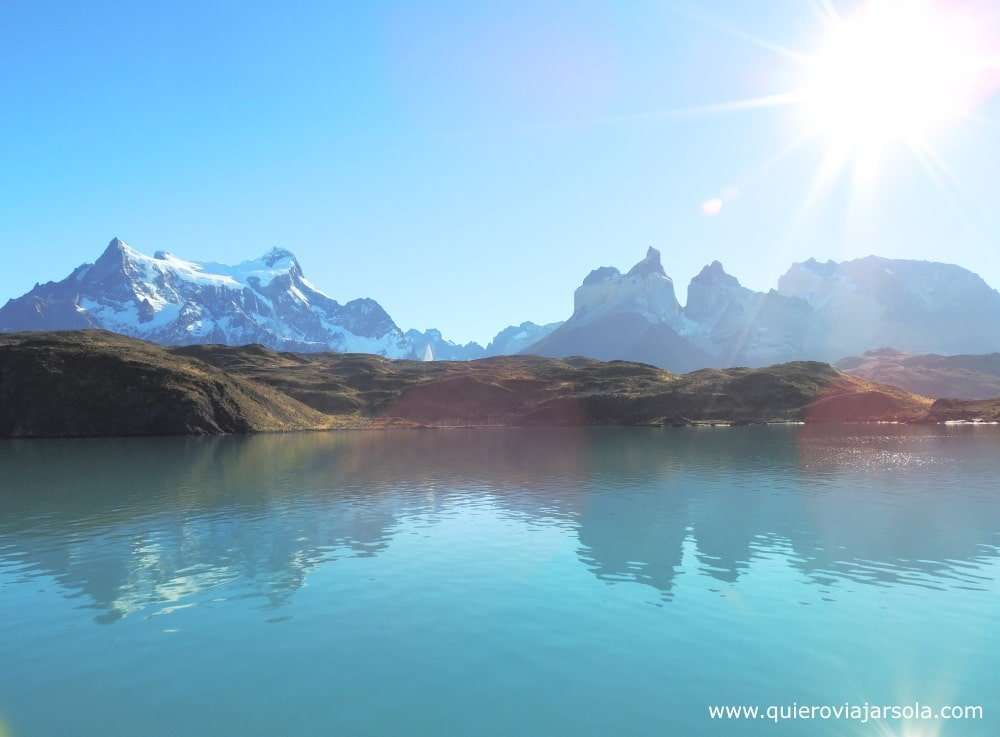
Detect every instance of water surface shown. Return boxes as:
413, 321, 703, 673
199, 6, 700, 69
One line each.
1, 426, 998, 736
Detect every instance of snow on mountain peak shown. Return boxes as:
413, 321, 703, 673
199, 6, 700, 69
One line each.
4, 237, 999, 368
0, 238, 420, 358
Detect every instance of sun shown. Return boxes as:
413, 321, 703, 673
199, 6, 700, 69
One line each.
656, 0, 1000, 209
798, 0, 986, 152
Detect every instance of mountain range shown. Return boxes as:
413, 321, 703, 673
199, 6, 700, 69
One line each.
2, 238, 999, 371
0, 238, 559, 359
529, 247, 1000, 370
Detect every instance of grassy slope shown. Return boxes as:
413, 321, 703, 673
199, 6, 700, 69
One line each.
925, 399, 1000, 423
837, 350, 1000, 400
178, 344, 933, 427
0, 332, 333, 437
0, 331, 941, 437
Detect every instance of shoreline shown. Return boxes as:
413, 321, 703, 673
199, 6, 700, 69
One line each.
5, 417, 1000, 441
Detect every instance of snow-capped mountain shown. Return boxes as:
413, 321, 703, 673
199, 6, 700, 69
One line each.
523, 249, 1000, 371
403, 329, 486, 361
0, 238, 416, 356
400, 322, 565, 361
402, 321, 564, 361
0, 237, 572, 361
7, 238, 998, 369
484, 321, 562, 356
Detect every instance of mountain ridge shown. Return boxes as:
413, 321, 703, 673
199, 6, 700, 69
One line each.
4, 240, 999, 371
524, 248, 1000, 370
0, 238, 547, 361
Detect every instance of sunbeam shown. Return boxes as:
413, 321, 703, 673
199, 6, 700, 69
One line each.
662, 0, 1000, 224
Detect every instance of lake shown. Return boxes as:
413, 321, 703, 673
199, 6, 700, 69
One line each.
1, 426, 998, 736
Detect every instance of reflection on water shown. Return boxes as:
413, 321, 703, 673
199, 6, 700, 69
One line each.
2, 427, 998, 619
1, 426, 999, 737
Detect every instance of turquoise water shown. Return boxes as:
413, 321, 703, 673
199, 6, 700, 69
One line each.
1, 427, 998, 736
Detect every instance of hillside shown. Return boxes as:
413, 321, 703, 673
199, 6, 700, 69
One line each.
837, 349, 1000, 400
0, 332, 333, 437
0, 331, 943, 437
176, 343, 932, 426
925, 399, 1000, 424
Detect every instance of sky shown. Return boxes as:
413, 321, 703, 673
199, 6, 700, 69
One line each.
2, 0, 1000, 344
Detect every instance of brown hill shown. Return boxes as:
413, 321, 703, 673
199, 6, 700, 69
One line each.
179, 342, 935, 426
0, 331, 943, 437
837, 348, 1000, 400
0, 331, 333, 437
924, 399, 1000, 424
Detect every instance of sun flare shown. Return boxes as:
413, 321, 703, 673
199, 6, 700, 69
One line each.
799, 0, 987, 151
665, 0, 1000, 206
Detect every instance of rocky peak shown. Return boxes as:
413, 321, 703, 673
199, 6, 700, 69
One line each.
582, 266, 621, 287
86, 237, 144, 290
93, 237, 131, 266
336, 298, 399, 338
691, 260, 740, 287
626, 247, 669, 280
685, 261, 750, 325
105, 236, 129, 253
573, 247, 682, 325
695, 260, 728, 280
801, 258, 838, 275
261, 247, 299, 269
777, 259, 836, 304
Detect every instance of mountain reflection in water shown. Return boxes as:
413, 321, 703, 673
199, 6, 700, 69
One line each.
2, 426, 998, 622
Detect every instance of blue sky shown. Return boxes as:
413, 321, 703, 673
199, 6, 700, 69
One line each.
2, 0, 999, 344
